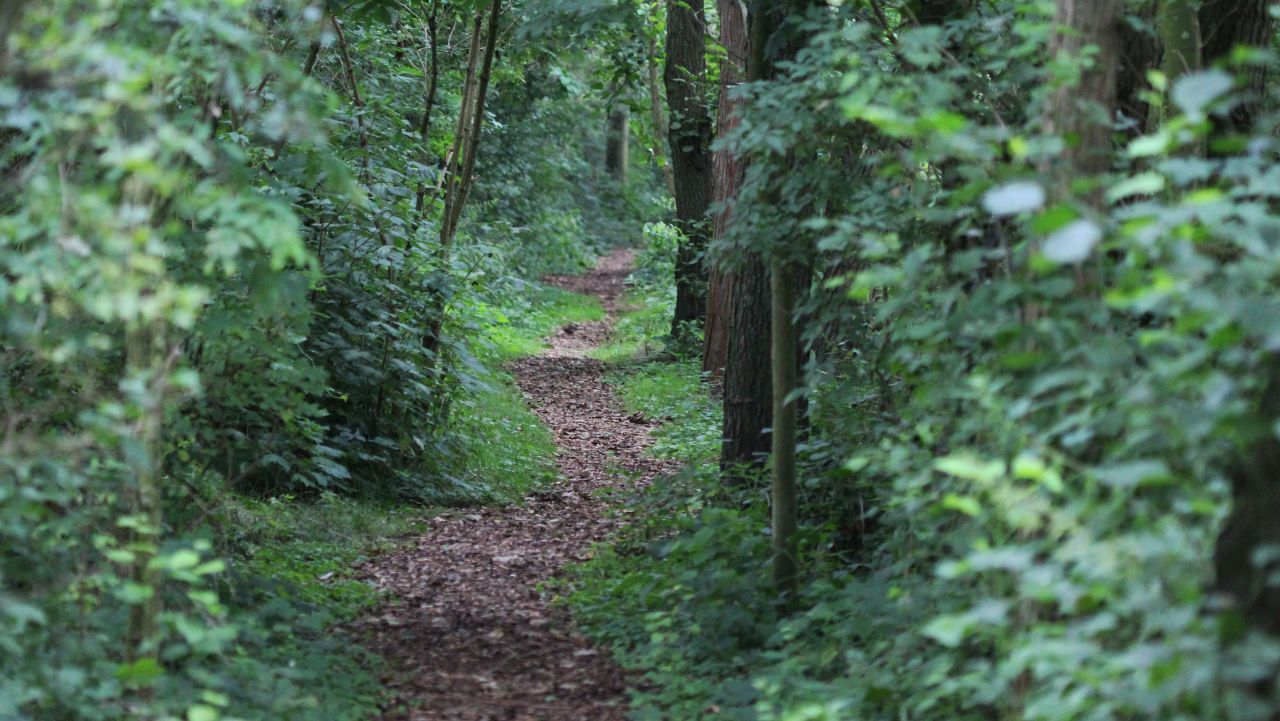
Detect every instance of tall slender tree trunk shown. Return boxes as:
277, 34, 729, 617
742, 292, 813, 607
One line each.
1159, 0, 1201, 79
413, 4, 441, 230
665, 0, 714, 338
646, 31, 676, 197
702, 0, 749, 380
424, 0, 502, 358
1148, 0, 1202, 132
771, 257, 800, 593
757, 0, 815, 595
1045, 0, 1123, 179
605, 104, 630, 183
123, 328, 165, 667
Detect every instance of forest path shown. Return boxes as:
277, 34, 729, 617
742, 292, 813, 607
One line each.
355, 249, 669, 721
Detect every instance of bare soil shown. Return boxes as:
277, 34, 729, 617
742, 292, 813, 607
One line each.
354, 249, 668, 721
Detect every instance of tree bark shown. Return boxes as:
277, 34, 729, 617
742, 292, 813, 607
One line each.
771, 258, 800, 593
1044, 0, 1124, 178
721, 254, 771, 474
665, 0, 714, 338
702, 0, 749, 380
1159, 0, 1201, 80
1116, 1, 1159, 135
646, 31, 676, 197
605, 104, 630, 183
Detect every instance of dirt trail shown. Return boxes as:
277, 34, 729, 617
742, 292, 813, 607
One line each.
355, 249, 668, 721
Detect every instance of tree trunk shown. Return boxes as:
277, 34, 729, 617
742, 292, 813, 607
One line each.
123, 328, 165, 667
1116, 1, 1159, 136
721, 254, 771, 474
1147, 0, 1202, 132
1044, 0, 1124, 178
771, 258, 800, 593
646, 31, 676, 197
1200, 0, 1271, 132
665, 0, 714, 338
702, 0, 749, 380
1215, 355, 1280, 636
413, 4, 441, 230
1159, 0, 1201, 79
425, 0, 502, 358
605, 104, 630, 183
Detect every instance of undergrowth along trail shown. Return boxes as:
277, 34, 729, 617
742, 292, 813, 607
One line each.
354, 249, 671, 721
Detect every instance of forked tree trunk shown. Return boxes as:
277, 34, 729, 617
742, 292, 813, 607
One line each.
425, 0, 502, 357
665, 0, 714, 337
702, 0, 749, 380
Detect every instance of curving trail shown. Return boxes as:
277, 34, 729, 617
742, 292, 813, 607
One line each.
355, 249, 668, 721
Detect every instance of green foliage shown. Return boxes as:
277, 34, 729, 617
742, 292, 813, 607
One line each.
592, 221, 686, 364
0, 0, 650, 716
472, 283, 605, 362
610, 361, 720, 463
574, 3, 1280, 721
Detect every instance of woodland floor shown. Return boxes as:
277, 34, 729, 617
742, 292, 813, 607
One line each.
354, 249, 670, 721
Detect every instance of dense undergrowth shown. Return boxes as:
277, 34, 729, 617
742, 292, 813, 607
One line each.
0, 0, 663, 717
568, 3, 1280, 721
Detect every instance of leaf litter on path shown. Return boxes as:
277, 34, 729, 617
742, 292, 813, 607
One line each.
352, 249, 673, 721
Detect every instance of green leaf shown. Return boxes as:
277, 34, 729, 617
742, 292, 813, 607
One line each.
921, 613, 970, 647
982, 182, 1045, 216
1041, 220, 1101, 264
1171, 69, 1234, 118
935, 455, 1006, 484
941, 494, 982, 517
1107, 172, 1165, 203
116, 658, 163, 685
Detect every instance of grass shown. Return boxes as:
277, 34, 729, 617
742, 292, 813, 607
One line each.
441, 279, 606, 503
207, 493, 425, 720
478, 281, 604, 362
228, 493, 425, 619
610, 361, 721, 465
589, 287, 673, 365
